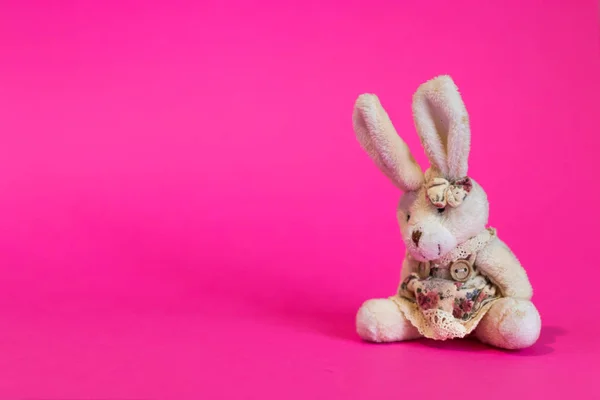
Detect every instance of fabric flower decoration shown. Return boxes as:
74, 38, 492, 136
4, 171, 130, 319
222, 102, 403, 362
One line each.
426, 177, 473, 208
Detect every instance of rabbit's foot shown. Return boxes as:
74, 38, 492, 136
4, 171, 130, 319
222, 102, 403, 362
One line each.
474, 298, 541, 349
356, 298, 422, 342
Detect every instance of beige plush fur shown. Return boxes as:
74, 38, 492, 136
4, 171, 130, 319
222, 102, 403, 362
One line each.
412, 76, 470, 180
474, 298, 541, 349
353, 94, 424, 192
356, 299, 421, 343
352, 75, 541, 350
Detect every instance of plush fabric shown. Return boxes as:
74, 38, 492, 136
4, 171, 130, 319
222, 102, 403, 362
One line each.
412, 75, 471, 181
475, 237, 533, 299
352, 75, 540, 350
474, 298, 541, 349
353, 93, 424, 192
356, 299, 421, 343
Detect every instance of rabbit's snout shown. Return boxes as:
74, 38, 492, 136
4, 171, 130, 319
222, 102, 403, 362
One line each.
412, 230, 422, 246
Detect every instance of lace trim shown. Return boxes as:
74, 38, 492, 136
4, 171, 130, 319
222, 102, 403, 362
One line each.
431, 227, 496, 268
390, 295, 498, 340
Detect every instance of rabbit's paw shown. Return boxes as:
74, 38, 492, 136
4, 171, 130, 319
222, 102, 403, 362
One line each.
356, 298, 421, 342
474, 298, 541, 349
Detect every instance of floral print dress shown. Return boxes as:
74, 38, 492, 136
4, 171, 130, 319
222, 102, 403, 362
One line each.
391, 229, 502, 340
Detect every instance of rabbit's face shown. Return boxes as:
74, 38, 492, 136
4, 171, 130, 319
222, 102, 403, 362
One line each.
396, 171, 489, 261
353, 76, 481, 261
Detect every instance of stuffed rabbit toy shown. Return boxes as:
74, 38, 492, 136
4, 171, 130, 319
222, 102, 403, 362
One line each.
352, 75, 541, 349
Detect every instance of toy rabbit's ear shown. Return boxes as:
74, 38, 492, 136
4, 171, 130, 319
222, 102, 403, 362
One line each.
353, 94, 424, 191
412, 75, 471, 180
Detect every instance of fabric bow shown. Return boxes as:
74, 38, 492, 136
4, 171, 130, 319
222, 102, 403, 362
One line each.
426, 177, 473, 209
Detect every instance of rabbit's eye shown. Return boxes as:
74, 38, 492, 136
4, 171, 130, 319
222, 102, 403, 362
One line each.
437, 207, 445, 214
406, 213, 411, 222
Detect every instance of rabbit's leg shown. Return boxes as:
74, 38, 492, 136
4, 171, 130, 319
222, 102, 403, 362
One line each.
356, 298, 421, 342
474, 298, 541, 349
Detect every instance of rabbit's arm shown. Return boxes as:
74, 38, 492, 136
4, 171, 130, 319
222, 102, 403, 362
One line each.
397, 253, 419, 289
476, 238, 533, 300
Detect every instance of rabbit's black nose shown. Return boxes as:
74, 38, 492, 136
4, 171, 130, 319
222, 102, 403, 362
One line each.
412, 230, 422, 247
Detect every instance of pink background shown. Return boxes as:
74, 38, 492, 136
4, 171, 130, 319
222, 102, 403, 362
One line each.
1, 0, 599, 398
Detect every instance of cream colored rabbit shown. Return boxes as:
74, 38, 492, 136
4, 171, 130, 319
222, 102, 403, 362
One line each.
352, 75, 541, 349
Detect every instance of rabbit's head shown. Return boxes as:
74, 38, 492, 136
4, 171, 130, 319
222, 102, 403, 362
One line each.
352, 76, 489, 262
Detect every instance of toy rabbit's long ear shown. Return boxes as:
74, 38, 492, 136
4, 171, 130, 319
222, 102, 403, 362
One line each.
353, 94, 424, 191
412, 75, 471, 180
